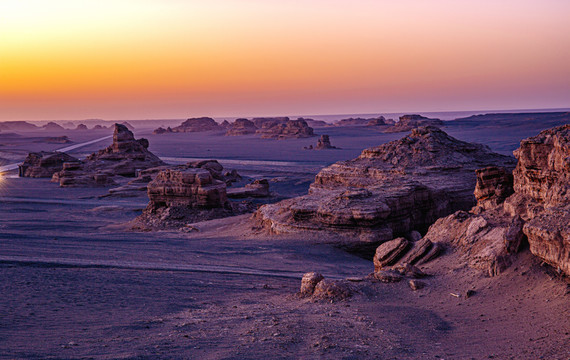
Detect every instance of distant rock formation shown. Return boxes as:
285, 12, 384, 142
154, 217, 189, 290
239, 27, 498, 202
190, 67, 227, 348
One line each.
92, 124, 109, 130
170, 117, 222, 133
75, 124, 88, 131
256, 126, 515, 244
19, 152, 79, 178
256, 118, 315, 139
219, 120, 231, 129
252, 117, 290, 128
120, 121, 135, 131
333, 116, 386, 127
367, 117, 387, 126
305, 135, 337, 150
153, 126, 172, 134
303, 119, 328, 128
41, 122, 65, 131
52, 124, 165, 187
424, 124, 570, 276
225, 118, 257, 136
384, 115, 444, 133
0, 121, 39, 132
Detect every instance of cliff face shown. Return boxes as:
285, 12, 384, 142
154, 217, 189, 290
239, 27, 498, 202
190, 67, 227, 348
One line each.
425, 124, 570, 276
513, 125, 570, 275
19, 152, 79, 178
256, 126, 515, 244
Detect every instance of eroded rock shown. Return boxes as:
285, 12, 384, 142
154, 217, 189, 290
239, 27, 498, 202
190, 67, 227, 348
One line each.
384, 115, 444, 133
300, 272, 324, 297
19, 152, 78, 178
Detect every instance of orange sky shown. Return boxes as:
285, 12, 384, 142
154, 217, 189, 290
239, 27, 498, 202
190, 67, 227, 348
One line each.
1, 0, 569, 121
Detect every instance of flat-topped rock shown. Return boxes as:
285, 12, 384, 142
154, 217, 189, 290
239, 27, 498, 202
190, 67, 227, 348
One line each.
225, 118, 257, 136
256, 119, 315, 139
384, 115, 444, 133
169, 117, 222, 133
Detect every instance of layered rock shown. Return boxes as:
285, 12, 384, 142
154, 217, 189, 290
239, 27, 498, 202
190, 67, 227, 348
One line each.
19, 152, 79, 178
256, 119, 315, 139
256, 126, 515, 244
52, 124, 164, 187
225, 118, 258, 136
168, 117, 222, 133
146, 168, 229, 210
425, 124, 570, 276
384, 115, 444, 133
367, 117, 387, 126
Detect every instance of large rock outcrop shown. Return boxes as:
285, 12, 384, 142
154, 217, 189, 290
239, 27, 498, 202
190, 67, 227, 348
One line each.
168, 117, 222, 133
225, 118, 258, 136
52, 124, 164, 187
256, 119, 315, 139
256, 126, 515, 244
19, 152, 79, 178
384, 115, 444, 133
424, 124, 570, 276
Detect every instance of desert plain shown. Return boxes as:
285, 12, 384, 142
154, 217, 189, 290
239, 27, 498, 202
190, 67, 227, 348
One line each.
1, 112, 569, 360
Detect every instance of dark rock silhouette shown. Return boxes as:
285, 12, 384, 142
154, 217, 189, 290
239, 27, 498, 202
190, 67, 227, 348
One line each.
19, 152, 79, 178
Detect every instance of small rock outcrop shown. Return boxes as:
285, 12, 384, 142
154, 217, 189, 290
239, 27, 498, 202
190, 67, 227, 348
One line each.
225, 118, 258, 136
256, 126, 515, 244
425, 124, 570, 276
316, 135, 337, 150
19, 152, 79, 178
75, 124, 88, 131
384, 115, 444, 133
367, 117, 387, 126
52, 124, 164, 187
256, 119, 315, 139
227, 179, 270, 198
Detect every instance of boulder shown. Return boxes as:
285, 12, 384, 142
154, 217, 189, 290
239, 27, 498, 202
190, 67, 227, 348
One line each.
312, 279, 352, 300
373, 237, 409, 271
300, 272, 324, 297
19, 152, 79, 178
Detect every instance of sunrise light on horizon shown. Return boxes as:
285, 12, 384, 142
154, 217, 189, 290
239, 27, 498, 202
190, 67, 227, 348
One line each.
1, 0, 569, 121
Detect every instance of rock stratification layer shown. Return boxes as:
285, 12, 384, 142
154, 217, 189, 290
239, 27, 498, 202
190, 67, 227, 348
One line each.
256, 126, 515, 243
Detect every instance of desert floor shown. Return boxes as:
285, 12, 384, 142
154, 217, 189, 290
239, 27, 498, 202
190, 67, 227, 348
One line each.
1, 121, 569, 359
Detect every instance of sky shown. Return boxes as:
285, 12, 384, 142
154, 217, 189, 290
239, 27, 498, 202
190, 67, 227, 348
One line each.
1, 0, 569, 121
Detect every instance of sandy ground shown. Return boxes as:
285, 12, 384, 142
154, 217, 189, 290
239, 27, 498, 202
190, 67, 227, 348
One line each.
1, 122, 569, 359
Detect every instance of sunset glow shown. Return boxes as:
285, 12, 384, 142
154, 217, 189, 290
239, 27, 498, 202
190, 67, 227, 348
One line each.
1, 0, 569, 120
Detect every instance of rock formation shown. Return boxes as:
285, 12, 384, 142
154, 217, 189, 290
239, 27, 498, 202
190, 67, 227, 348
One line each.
333, 116, 386, 127
0, 121, 39, 132
424, 124, 570, 276
41, 122, 65, 131
225, 118, 258, 136
166, 117, 222, 133
227, 179, 270, 198
367, 117, 387, 126
52, 124, 164, 187
153, 126, 172, 134
75, 124, 88, 131
256, 119, 315, 139
256, 126, 515, 244
252, 117, 290, 128
384, 115, 444, 133
315, 135, 337, 150
19, 152, 79, 178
